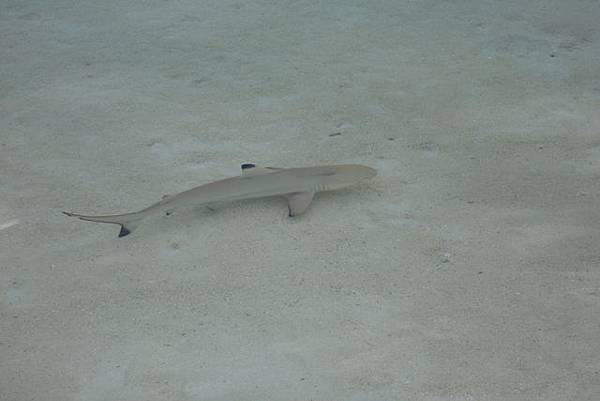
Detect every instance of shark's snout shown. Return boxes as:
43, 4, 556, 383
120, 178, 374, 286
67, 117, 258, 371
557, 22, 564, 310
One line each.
360, 166, 377, 179
343, 164, 377, 181
323, 164, 377, 189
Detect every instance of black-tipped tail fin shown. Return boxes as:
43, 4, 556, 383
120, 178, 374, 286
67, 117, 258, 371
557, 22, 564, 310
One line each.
118, 225, 131, 237
62, 210, 143, 238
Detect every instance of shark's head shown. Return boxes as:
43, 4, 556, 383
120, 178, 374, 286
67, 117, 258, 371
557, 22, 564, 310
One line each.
336, 164, 377, 182
307, 164, 377, 191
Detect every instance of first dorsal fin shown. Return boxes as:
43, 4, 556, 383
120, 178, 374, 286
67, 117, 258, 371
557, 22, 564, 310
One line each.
241, 163, 281, 176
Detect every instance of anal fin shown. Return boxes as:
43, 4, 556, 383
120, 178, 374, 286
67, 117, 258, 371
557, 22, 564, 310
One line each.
285, 191, 315, 217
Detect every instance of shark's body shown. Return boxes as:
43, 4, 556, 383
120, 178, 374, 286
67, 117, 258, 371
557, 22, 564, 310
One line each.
63, 163, 376, 237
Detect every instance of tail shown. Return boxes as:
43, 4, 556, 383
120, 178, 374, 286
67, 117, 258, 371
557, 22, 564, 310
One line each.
62, 211, 144, 238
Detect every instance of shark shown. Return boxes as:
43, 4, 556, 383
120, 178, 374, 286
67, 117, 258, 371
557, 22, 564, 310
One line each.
63, 163, 377, 238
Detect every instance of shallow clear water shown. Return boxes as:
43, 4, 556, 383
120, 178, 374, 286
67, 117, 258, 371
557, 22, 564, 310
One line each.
2, 1, 599, 400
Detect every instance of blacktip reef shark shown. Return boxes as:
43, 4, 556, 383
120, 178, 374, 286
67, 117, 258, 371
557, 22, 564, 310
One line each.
63, 163, 376, 238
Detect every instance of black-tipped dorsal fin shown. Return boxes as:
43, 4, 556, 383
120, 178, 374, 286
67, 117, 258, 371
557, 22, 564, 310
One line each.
285, 191, 315, 216
241, 163, 282, 176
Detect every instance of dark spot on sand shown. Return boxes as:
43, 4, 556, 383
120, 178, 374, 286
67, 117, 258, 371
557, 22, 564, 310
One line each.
411, 141, 440, 152
329, 132, 342, 137
191, 78, 208, 86
19, 12, 41, 20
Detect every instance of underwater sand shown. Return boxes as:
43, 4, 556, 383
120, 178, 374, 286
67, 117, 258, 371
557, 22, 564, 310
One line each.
1, 1, 599, 400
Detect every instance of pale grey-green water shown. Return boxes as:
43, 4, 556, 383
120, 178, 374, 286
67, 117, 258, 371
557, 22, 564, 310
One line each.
2, 1, 599, 400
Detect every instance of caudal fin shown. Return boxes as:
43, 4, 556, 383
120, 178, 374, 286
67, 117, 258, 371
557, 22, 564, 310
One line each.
62, 211, 143, 238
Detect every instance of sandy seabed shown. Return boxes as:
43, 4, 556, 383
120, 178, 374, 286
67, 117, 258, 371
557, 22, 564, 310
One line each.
1, 1, 599, 400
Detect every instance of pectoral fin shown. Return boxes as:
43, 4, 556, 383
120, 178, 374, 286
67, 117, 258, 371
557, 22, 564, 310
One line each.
285, 191, 315, 217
